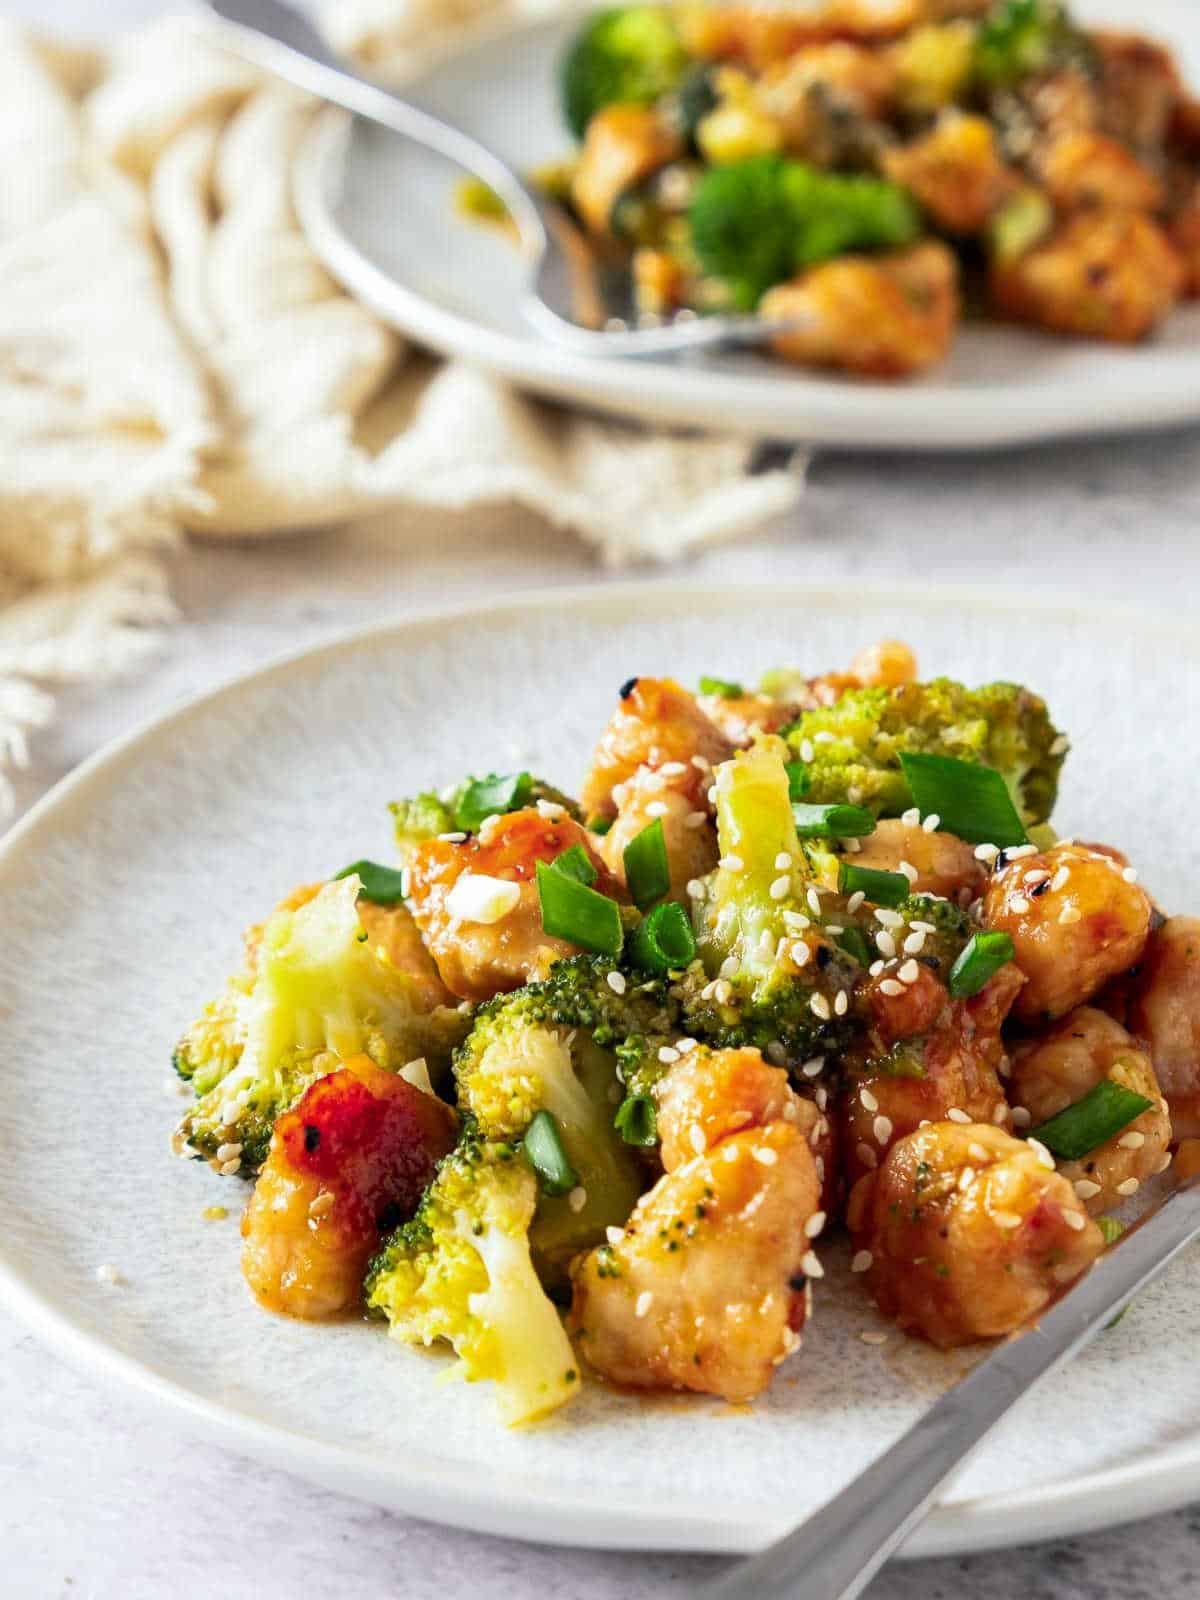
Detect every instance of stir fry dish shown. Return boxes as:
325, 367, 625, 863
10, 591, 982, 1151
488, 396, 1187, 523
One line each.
172, 641, 1200, 1425
542, 0, 1200, 374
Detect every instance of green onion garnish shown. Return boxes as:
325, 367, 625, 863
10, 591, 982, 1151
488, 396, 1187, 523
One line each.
699, 676, 743, 698
629, 901, 697, 974
334, 860, 407, 904
838, 862, 910, 908
1028, 1078, 1154, 1163
536, 860, 623, 957
792, 802, 877, 839
947, 931, 1015, 998
1097, 1217, 1124, 1247
454, 771, 531, 831
551, 843, 598, 885
614, 1093, 658, 1147
784, 761, 810, 802
587, 814, 613, 836
898, 753, 1027, 848
522, 1109, 578, 1196
623, 818, 670, 909
837, 926, 873, 967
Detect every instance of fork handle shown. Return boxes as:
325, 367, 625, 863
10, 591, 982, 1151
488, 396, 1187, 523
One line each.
703, 1177, 1200, 1600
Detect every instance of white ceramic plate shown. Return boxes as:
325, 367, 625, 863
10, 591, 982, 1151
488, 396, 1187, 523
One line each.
3, 582, 1200, 1557
293, 0, 1200, 451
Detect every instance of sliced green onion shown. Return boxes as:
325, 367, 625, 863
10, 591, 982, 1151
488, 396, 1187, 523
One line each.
629, 901, 697, 974
838, 862, 910, 908
792, 802, 877, 839
784, 761, 811, 802
454, 771, 531, 831
551, 843, 598, 885
1097, 1217, 1124, 1247
837, 926, 873, 967
1028, 1078, 1154, 1163
623, 818, 670, 909
536, 860, 623, 957
947, 931, 1015, 999
334, 859, 407, 904
522, 1109, 577, 1196
587, 814, 614, 836
898, 753, 1027, 847
614, 1093, 659, 1147
699, 675, 743, 698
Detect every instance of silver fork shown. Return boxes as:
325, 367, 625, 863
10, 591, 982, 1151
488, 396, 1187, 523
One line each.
197, 0, 784, 358
703, 1172, 1200, 1600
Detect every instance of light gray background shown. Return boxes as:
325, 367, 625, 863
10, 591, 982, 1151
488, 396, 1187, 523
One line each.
4, 0, 1200, 1594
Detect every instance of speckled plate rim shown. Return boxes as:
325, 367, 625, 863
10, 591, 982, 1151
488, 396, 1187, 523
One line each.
3, 579, 1200, 1559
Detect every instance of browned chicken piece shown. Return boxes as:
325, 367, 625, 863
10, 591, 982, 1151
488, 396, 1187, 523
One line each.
405, 809, 620, 1001
1037, 132, 1164, 213
1171, 97, 1200, 158
990, 211, 1184, 343
600, 763, 719, 907
241, 1055, 457, 1320
568, 1120, 820, 1402
680, 0, 986, 66
762, 241, 959, 377
849, 638, 918, 688
983, 841, 1153, 1024
1167, 184, 1200, 297
841, 963, 1023, 1186
571, 105, 681, 235
1127, 917, 1200, 1137
697, 691, 799, 747
580, 676, 732, 821
883, 113, 1017, 232
849, 817, 985, 902
1092, 30, 1183, 155
698, 642, 916, 747
757, 44, 897, 163
847, 1121, 1104, 1347
655, 1044, 801, 1168
1010, 1007, 1171, 1214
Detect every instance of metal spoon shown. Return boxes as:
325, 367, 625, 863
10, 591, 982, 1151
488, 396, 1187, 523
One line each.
197, 0, 785, 358
703, 1173, 1200, 1600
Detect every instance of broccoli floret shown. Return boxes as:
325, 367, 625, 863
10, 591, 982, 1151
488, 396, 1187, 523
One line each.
174, 878, 469, 1172
785, 678, 1067, 826
688, 156, 922, 310
974, 0, 1093, 88
366, 1128, 580, 1426
454, 956, 672, 1276
682, 737, 861, 1063
390, 772, 580, 860
560, 6, 689, 140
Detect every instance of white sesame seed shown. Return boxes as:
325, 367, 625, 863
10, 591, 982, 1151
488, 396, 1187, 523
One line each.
873, 1115, 893, 1145
536, 800, 566, 820
834, 990, 849, 1017
95, 1264, 123, 1285
607, 970, 627, 995
1028, 1137, 1055, 1171
219, 1159, 241, 1177
684, 810, 708, 831
720, 955, 740, 979
1063, 1210, 1087, 1232
689, 1124, 707, 1154
720, 854, 744, 872
1011, 1106, 1032, 1128
814, 731, 836, 745
686, 878, 704, 901
860, 1087, 879, 1113
567, 1186, 588, 1214
897, 959, 921, 985
723, 1144, 740, 1163
644, 800, 669, 819
807, 887, 823, 917
220, 1102, 240, 1126
922, 812, 941, 833
1122, 866, 1139, 883
773, 851, 792, 871
824, 924, 844, 936
947, 1107, 971, 1125
308, 1191, 335, 1219
810, 993, 832, 1021
856, 1142, 878, 1170
993, 1101, 1008, 1125
903, 930, 927, 955
659, 761, 687, 777
968, 1142, 988, 1162
1058, 904, 1082, 925
714, 979, 733, 1005
804, 1210, 826, 1238
676, 1037, 698, 1054
801, 1250, 824, 1278
1050, 735, 1069, 756
1007, 844, 1039, 860
860, 1331, 888, 1346
1074, 1179, 1102, 1200
874, 908, 904, 928
1116, 1177, 1140, 1196
1118, 1130, 1146, 1149
658, 1045, 680, 1064
753, 1146, 778, 1167
215, 1142, 243, 1163
606, 1226, 625, 1247
898, 861, 919, 884
1156, 1151, 1173, 1173
851, 1250, 873, 1273
879, 979, 904, 997
770, 874, 791, 901
437, 830, 468, 842
974, 843, 1000, 863
799, 739, 815, 763
876, 930, 897, 959
901, 807, 921, 827
801, 1057, 825, 1078
994, 1211, 1022, 1230
1009, 894, 1030, 914
692, 754, 711, 772
1050, 866, 1070, 891
706, 785, 718, 806
791, 941, 812, 968
635, 1291, 653, 1319
1024, 868, 1050, 886
868, 959, 886, 978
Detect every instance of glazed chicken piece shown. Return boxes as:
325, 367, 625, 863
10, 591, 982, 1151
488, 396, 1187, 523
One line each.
1127, 917, 1200, 1137
841, 962, 1023, 1186
580, 676, 733, 822
762, 241, 959, 377
1036, 132, 1164, 213
849, 817, 985, 902
989, 211, 1184, 343
569, 1047, 823, 1402
405, 809, 620, 1001
883, 112, 1017, 232
1093, 30, 1183, 155
241, 1055, 457, 1319
571, 105, 681, 235
600, 763, 719, 908
983, 841, 1153, 1024
1167, 184, 1200, 298
847, 1121, 1104, 1347
1010, 1007, 1171, 1214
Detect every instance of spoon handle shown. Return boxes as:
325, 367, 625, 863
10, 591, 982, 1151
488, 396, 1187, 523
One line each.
704, 1176, 1200, 1600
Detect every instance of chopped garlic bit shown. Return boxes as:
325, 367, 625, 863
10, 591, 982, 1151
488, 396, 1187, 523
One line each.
445, 872, 521, 925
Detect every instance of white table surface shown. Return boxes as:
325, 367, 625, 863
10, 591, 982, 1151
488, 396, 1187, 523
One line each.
7, 2, 1200, 1595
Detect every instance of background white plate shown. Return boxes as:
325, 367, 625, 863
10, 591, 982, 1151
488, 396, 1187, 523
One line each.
3, 582, 1200, 1557
294, 0, 1200, 451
